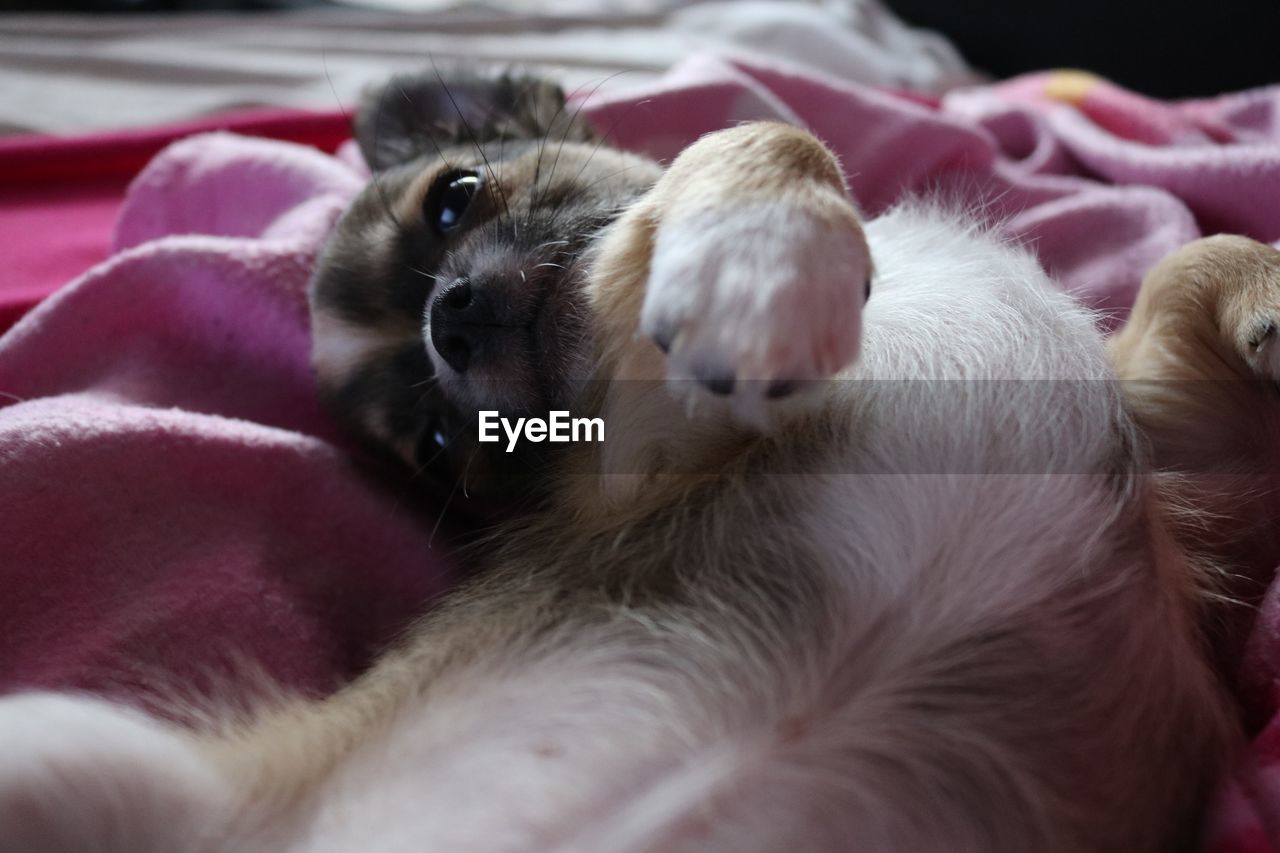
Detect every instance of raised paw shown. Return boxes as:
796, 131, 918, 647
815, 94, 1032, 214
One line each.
640, 199, 872, 418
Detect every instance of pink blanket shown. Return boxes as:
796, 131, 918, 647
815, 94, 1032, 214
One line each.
3, 55, 1280, 849
0, 108, 353, 336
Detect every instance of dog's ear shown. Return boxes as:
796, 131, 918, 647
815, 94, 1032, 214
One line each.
354, 68, 595, 172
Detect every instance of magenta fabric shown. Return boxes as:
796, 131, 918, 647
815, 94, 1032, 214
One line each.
0, 108, 352, 336
1, 179, 125, 336
4, 55, 1280, 847
0, 132, 450, 710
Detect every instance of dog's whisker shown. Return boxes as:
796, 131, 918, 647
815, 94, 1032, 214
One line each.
526, 70, 635, 229
459, 445, 479, 501
428, 59, 511, 220
409, 267, 444, 283
367, 83, 407, 231
496, 118, 517, 243
427, 460, 468, 548
526, 77, 571, 233
534, 72, 624, 217
566, 97, 653, 196
575, 165, 644, 199
321, 50, 352, 128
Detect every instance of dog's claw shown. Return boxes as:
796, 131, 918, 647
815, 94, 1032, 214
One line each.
699, 372, 736, 396
1243, 314, 1280, 382
650, 323, 676, 355
1249, 319, 1276, 351
766, 379, 800, 399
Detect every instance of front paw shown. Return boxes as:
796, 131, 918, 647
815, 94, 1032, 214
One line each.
639, 201, 872, 418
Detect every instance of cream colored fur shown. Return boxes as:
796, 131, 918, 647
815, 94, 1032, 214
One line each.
3, 122, 1270, 852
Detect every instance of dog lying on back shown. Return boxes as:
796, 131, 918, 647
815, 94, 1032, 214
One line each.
4, 68, 1280, 851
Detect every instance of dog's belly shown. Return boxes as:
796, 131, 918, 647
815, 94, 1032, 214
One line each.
275, 492, 1151, 851
286, 491, 1138, 853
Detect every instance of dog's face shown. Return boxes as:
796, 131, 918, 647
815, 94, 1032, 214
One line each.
309, 71, 661, 498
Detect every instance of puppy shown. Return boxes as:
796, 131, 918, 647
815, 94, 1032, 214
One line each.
0, 69, 1271, 852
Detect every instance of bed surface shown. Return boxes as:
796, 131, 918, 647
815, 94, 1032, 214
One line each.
3, 6, 1280, 851
0, 1, 976, 136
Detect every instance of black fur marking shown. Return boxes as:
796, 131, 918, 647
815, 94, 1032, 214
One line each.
355, 69, 594, 173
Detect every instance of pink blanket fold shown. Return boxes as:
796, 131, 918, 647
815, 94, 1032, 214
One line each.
4, 55, 1280, 849
0, 133, 451, 708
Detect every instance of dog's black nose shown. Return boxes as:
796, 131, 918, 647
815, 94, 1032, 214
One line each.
430, 278, 477, 373
430, 276, 512, 374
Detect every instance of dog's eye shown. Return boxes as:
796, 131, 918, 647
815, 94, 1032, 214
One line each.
426, 170, 482, 235
415, 411, 455, 467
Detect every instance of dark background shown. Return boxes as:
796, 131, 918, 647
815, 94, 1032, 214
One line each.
2, 0, 1278, 98
886, 0, 1280, 98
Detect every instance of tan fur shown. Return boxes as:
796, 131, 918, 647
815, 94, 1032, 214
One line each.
591, 122, 864, 380
583, 123, 870, 509
190, 124, 1247, 850
10, 120, 1266, 852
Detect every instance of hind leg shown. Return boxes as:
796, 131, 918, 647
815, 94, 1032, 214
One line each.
1111, 235, 1280, 605
0, 692, 235, 853
1112, 235, 1280, 394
